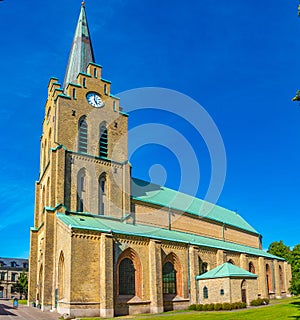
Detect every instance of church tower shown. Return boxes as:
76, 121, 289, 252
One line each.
29, 2, 131, 313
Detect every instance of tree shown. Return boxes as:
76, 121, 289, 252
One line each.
268, 241, 300, 295
268, 240, 291, 262
12, 272, 28, 300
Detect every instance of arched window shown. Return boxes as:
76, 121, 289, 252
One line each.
44, 138, 47, 166
198, 258, 208, 275
266, 264, 273, 292
249, 262, 255, 274
46, 177, 50, 207
78, 116, 88, 153
77, 169, 86, 212
279, 265, 284, 292
203, 286, 208, 299
58, 252, 65, 300
163, 262, 176, 294
119, 258, 135, 295
99, 123, 108, 158
104, 83, 107, 94
38, 264, 43, 302
117, 248, 142, 298
98, 175, 106, 215
228, 259, 235, 265
113, 101, 117, 112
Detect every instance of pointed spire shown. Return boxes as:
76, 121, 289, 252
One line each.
63, 2, 95, 89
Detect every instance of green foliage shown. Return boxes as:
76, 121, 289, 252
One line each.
268, 240, 300, 295
250, 298, 269, 306
222, 303, 232, 310
196, 304, 203, 311
207, 303, 215, 311
189, 301, 247, 312
214, 303, 223, 311
12, 271, 28, 299
268, 240, 291, 262
188, 304, 197, 310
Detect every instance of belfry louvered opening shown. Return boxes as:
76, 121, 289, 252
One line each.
78, 116, 88, 153
99, 124, 108, 157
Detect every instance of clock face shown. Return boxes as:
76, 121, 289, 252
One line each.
86, 92, 104, 108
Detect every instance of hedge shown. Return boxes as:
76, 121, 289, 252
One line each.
188, 301, 247, 311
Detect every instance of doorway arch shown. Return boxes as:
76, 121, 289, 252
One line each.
241, 280, 247, 304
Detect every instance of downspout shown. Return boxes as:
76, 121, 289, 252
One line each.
188, 243, 191, 299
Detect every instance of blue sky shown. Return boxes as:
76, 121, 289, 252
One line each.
1, 0, 300, 258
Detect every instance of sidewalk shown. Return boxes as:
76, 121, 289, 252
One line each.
0, 300, 59, 320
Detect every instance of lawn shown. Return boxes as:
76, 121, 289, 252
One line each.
78, 296, 300, 320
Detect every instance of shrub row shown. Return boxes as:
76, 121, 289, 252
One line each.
188, 301, 247, 311
250, 298, 269, 306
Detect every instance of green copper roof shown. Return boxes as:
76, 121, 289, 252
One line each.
196, 262, 258, 280
57, 212, 284, 261
63, 3, 95, 89
131, 178, 258, 235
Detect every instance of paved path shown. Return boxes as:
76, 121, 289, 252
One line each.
0, 300, 59, 320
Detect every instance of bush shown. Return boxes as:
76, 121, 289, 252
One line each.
250, 298, 269, 306
202, 304, 208, 311
222, 302, 232, 310
196, 304, 203, 311
188, 304, 197, 310
188, 301, 247, 312
207, 303, 215, 311
214, 303, 223, 311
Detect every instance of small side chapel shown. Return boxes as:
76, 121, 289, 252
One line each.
28, 3, 292, 318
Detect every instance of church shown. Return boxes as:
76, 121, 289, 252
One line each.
28, 3, 292, 318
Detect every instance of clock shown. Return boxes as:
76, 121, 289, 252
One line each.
86, 92, 104, 108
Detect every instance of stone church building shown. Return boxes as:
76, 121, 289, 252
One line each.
28, 3, 292, 318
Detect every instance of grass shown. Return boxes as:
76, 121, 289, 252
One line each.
77, 296, 300, 320
9, 299, 27, 305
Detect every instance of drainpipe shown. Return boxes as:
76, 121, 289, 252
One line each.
188, 244, 191, 299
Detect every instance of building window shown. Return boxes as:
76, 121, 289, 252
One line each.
119, 258, 135, 295
11, 273, 16, 282
104, 84, 107, 94
72, 88, 76, 99
279, 265, 284, 292
266, 264, 273, 292
11, 262, 16, 268
198, 258, 208, 275
98, 175, 106, 215
220, 289, 224, 295
1, 272, 5, 281
249, 262, 255, 274
83, 77, 86, 87
113, 101, 117, 112
94, 68, 97, 78
58, 252, 65, 299
77, 169, 86, 212
78, 116, 88, 153
163, 262, 176, 294
99, 123, 108, 158
203, 286, 208, 299
227, 259, 234, 265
